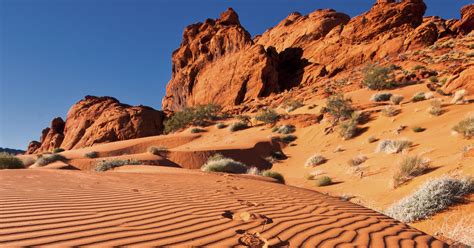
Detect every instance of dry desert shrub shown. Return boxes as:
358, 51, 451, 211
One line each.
164, 104, 221, 133
229, 122, 248, 132
281, 99, 304, 112
305, 154, 327, 167
390, 95, 404, 105
262, 170, 285, 184
84, 151, 99, 158
255, 108, 279, 124
36, 154, 65, 167
428, 99, 443, 116
315, 176, 332, 186
370, 92, 392, 102
201, 156, 248, 174
375, 139, 412, 154
280, 134, 297, 144
392, 155, 430, 188
246, 167, 260, 175
215, 123, 227, 129
95, 159, 141, 172
363, 65, 395, 90
381, 106, 398, 117
452, 116, 474, 139
148, 146, 168, 156
52, 148, 65, 153
0, 152, 24, 169
347, 155, 368, 167
451, 89, 467, 104
437, 212, 474, 247
386, 176, 474, 223
272, 124, 296, 134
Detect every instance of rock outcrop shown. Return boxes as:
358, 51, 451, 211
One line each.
163, 0, 470, 111
26, 96, 164, 153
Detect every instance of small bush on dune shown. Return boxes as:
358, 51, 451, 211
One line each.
216, 123, 227, 129
0, 152, 24, 169
190, 127, 205, 133
200, 157, 248, 174
236, 115, 252, 125
148, 146, 168, 155
95, 159, 141, 172
412, 126, 425, 133
229, 122, 248, 132
282, 99, 304, 112
255, 108, 279, 124
376, 139, 412, 154
367, 136, 378, 143
363, 65, 395, 90
370, 92, 393, 102
246, 167, 261, 175
451, 89, 467, 104
453, 116, 474, 139
164, 104, 222, 133
273, 125, 296, 134
36, 154, 66, 167
315, 176, 332, 186
305, 154, 326, 167
280, 134, 297, 144
262, 170, 285, 184
386, 176, 474, 223
324, 94, 354, 123
428, 99, 443, 116
390, 95, 404, 105
84, 151, 99, 158
338, 119, 358, 140
347, 155, 368, 167
381, 106, 398, 117
392, 155, 430, 188
53, 148, 65, 153
411, 92, 427, 102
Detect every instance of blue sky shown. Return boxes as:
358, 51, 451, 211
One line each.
0, 0, 470, 149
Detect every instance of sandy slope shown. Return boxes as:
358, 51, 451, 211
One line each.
0, 169, 445, 247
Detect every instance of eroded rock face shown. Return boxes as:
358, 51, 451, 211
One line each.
26, 96, 164, 153
26, 141, 41, 154
459, 4, 474, 34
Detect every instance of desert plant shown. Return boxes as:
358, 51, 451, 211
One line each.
437, 212, 474, 247
375, 139, 412, 154
338, 118, 357, 140
392, 155, 430, 188
370, 92, 392, 102
429, 76, 438, 83
273, 124, 295, 134
315, 176, 332, 186
262, 170, 285, 184
236, 115, 252, 125
305, 154, 326, 167
164, 104, 222, 133
347, 155, 368, 167
412, 65, 426, 71
381, 106, 398, 117
190, 127, 205, 133
216, 123, 227, 129
200, 157, 248, 174
367, 136, 378, 143
84, 151, 99, 158
255, 108, 279, 124
36, 154, 65, 167
95, 159, 142, 172
280, 134, 297, 144
271, 151, 287, 160
229, 122, 248, 132
148, 146, 168, 155
208, 153, 225, 162
52, 148, 65, 153
246, 167, 261, 175
281, 99, 304, 112
451, 89, 467, 104
412, 126, 425, 133
0, 152, 24, 169
411, 92, 426, 102
324, 94, 354, 123
428, 99, 443, 116
390, 95, 404, 105
453, 116, 474, 139
386, 176, 474, 222
363, 65, 394, 90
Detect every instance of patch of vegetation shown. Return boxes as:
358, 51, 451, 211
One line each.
375, 139, 412, 154
229, 122, 248, 132
262, 170, 285, 184
347, 155, 368, 167
338, 118, 358, 140
0, 152, 24, 169
280, 134, 297, 144
52, 148, 65, 153
148, 146, 169, 156
392, 155, 430, 188
84, 151, 99, 159
164, 104, 222, 133
386, 176, 474, 222
412, 65, 426, 71
451, 89, 467, 104
255, 108, 279, 124
190, 127, 205, 133
36, 154, 66, 167
370, 92, 392, 102
235, 115, 252, 125
95, 159, 142, 172
367, 136, 378, 143
428, 99, 443, 116
412, 126, 425, 133
362, 65, 395, 90
246, 167, 260, 175
200, 156, 248, 174
272, 125, 295, 134
429, 76, 438, 83
453, 116, 474, 139
390, 95, 404, 105
381, 106, 398, 117
411, 92, 427, 102
315, 176, 332, 187
270, 151, 287, 160
305, 154, 326, 167
281, 99, 304, 112
216, 123, 227, 129
323, 94, 354, 123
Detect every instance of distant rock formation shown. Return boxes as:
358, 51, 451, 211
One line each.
26, 96, 164, 154
0, 147, 25, 155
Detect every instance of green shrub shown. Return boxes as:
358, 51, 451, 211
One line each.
255, 109, 279, 124
262, 170, 285, 184
370, 92, 392, 102
53, 148, 65, 153
36, 154, 65, 167
164, 104, 221, 133
229, 122, 248, 132
148, 146, 168, 155
0, 152, 24, 169
200, 157, 248, 174
305, 154, 326, 167
190, 127, 205, 133
324, 94, 354, 123
95, 159, 142, 172
411, 92, 426, 102
392, 155, 430, 188
280, 134, 297, 144
386, 176, 474, 222
412, 126, 425, 133
282, 99, 304, 112
412, 65, 426, 71
429, 76, 438, 83
216, 123, 227, 129
362, 65, 395, 90
453, 117, 474, 139
376, 139, 412, 154
84, 151, 98, 158
316, 176, 332, 186
273, 125, 295, 134
390, 95, 404, 105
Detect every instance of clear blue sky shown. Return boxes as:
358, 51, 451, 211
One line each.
0, 0, 470, 149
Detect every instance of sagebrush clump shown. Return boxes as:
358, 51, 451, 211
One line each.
305, 154, 326, 167
324, 94, 354, 123
84, 151, 99, 158
370, 92, 392, 102
36, 154, 66, 167
273, 125, 296, 134
386, 176, 474, 222
347, 155, 368, 167
53, 148, 65, 153
280, 134, 297, 144
381, 106, 398, 117
390, 95, 404, 105
315, 176, 332, 186
215, 123, 227, 129
262, 170, 285, 184
95, 159, 142, 172
190, 127, 205, 133
200, 156, 248, 174
0, 152, 24, 169
453, 116, 474, 139
376, 139, 412, 154
164, 104, 221, 133
392, 155, 430, 188
281, 99, 304, 112
229, 122, 248, 132
148, 146, 169, 155
362, 65, 395, 90
428, 99, 443, 116
255, 108, 279, 124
